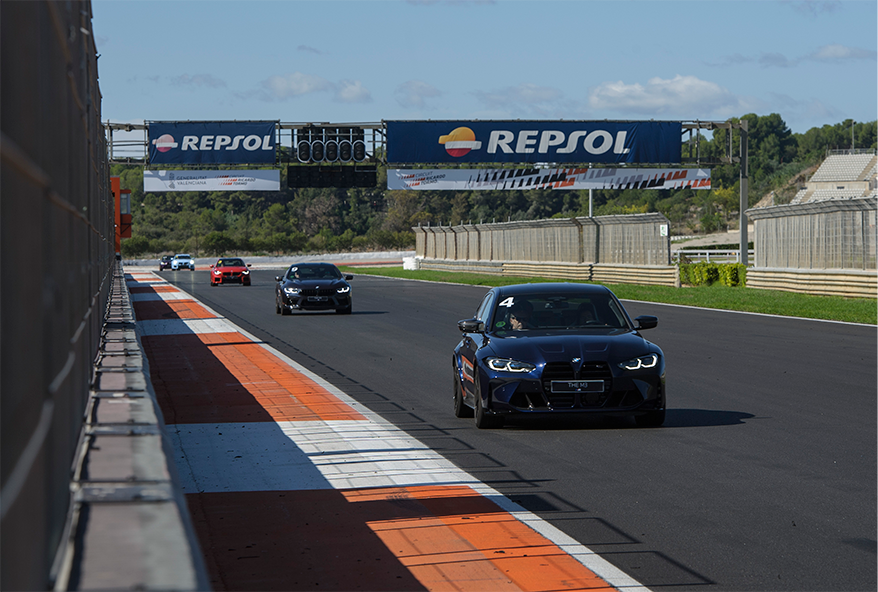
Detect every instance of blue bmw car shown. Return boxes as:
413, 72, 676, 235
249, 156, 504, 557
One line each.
453, 283, 666, 429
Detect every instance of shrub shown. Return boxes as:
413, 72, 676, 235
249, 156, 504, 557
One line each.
679, 262, 746, 287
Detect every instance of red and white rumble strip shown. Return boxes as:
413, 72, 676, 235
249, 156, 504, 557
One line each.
127, 269, 650, 592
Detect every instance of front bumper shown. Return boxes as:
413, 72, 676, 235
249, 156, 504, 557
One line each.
480, 362, 665, 417
213, 271, 250, 284
281, 291, 351, 311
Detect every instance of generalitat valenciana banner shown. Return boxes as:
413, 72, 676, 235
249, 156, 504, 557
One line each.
143, 169, 281, 192
387, 167, 711, 191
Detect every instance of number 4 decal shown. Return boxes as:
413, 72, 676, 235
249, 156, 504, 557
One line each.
498, 296, 515, 308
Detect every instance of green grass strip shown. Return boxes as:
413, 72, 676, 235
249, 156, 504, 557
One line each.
339, 266, 877, 325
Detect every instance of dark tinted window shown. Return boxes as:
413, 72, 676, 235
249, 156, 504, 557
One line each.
287, 264, 342, 280
491, 292, 628, 330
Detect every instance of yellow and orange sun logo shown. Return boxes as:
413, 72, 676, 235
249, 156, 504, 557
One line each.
438, 127, 482, 157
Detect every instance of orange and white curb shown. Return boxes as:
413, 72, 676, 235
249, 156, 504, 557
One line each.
126, 269, 650, 591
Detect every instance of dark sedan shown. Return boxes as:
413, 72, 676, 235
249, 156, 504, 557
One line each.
159, 255, 172, 271
275, 262, 353, 315
453, 283, 665, 429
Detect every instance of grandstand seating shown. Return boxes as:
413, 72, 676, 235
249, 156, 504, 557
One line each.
789, 152, 877, 204
808, 153, 876, 182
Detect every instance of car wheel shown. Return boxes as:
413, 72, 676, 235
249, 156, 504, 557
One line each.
280, 300, 292, 315
635, 409, 666, 428
453, 363, 473, 418
474, 390, 503, 429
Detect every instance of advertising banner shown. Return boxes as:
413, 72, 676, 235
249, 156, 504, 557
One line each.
386, 120, 681, 165
148, 121, 277, 165
388, 167, 710, 191
144, 169, 281, 192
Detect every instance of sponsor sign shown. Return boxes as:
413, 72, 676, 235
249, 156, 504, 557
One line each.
148, 121, 277, 165
143, 169, 281, 192
386, 120, 681, 165
387, 167, 710, 191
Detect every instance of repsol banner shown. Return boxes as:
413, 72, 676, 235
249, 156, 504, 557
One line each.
388, 167, 710, 191
143, 169, 280, 192
148, 121, 277, 165
386, 120, 681, 165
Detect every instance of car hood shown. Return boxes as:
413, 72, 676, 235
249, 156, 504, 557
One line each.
282, 278, 347, 287
216, 265, 248, 271
483, 330, 657, 363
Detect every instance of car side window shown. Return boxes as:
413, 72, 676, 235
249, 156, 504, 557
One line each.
474, 292, 494, 322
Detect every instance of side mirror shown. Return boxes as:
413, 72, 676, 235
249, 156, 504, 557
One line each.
634, 315, 658, 330
247, 263, 252, 267
344, 274, 353, 280
210, 264, 214, 268
458, 318, 485, 333
275, 276, 283, 282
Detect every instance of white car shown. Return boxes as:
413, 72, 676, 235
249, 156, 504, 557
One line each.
171, 253, 195, 271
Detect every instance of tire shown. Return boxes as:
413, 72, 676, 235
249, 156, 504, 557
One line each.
453, 364, 473, 418
474, 390, 503, 429
275, 296, 281, 314
280, 300, 292, 315
635, 408, 666, 428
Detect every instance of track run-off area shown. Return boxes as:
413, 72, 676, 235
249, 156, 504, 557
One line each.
131, 267, 876, 592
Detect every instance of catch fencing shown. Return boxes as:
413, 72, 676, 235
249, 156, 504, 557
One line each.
1, 2, 113, 588
413, 213, 676, 285
745, 198, 877, 298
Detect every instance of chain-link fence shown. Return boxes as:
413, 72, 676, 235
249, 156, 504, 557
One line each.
414, 213, 672, 266
1, 1, 115, 589
747, 199, 877, 270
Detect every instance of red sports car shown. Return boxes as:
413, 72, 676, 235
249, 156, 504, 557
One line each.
210, 257, 251, 286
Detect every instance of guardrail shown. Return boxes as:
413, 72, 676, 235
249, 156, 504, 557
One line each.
414, 258, 679, 287
673, 250, 754, 264
746, 268, 877, 299
51, 262, 209, 590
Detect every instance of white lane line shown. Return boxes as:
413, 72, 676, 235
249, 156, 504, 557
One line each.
131, 291, 192, 302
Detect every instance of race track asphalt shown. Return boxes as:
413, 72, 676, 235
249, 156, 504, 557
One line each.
157, 268, 877, 592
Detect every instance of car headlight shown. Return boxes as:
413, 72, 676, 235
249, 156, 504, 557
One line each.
618, 353, 659, 371
242, 269, 249, 275
486, 357, 536, 373
284, 287, 301, 295
336, 285, 350, 294
213, 269, 221, 275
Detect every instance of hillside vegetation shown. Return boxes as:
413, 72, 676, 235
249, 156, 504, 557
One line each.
119, 115, 876, 258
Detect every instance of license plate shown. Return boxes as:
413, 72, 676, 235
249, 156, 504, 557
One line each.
551, 380, 603, 393
307, 296, 328, 302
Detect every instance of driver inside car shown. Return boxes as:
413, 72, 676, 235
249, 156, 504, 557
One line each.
509, 301, 533, 330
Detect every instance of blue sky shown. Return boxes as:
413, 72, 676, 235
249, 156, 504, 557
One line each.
92, 0, 876, 136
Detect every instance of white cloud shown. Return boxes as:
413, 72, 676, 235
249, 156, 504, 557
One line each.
335, 80, 372, 104
394, 80, 441, 108
406, 0, 497, 5
170, 74, 226, 88
786, 1, 842, 17
807, 43, 877, 62
297, 45, 326, 55
588, 75, 741, 115
259, 72, 334, 100
474, 83, 561, 107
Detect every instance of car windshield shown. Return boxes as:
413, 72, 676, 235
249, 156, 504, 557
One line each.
175, 255, 190, 260
217, 258, 245, 267
490, 293, 629, 331
287, 264, 342, 280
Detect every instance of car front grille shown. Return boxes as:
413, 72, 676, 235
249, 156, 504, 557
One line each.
540, 361, 613, 409
301, 288, 334, 297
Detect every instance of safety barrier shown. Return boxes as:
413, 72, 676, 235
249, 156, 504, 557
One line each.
416, 258, 679, 287
746, 268, 877, 299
